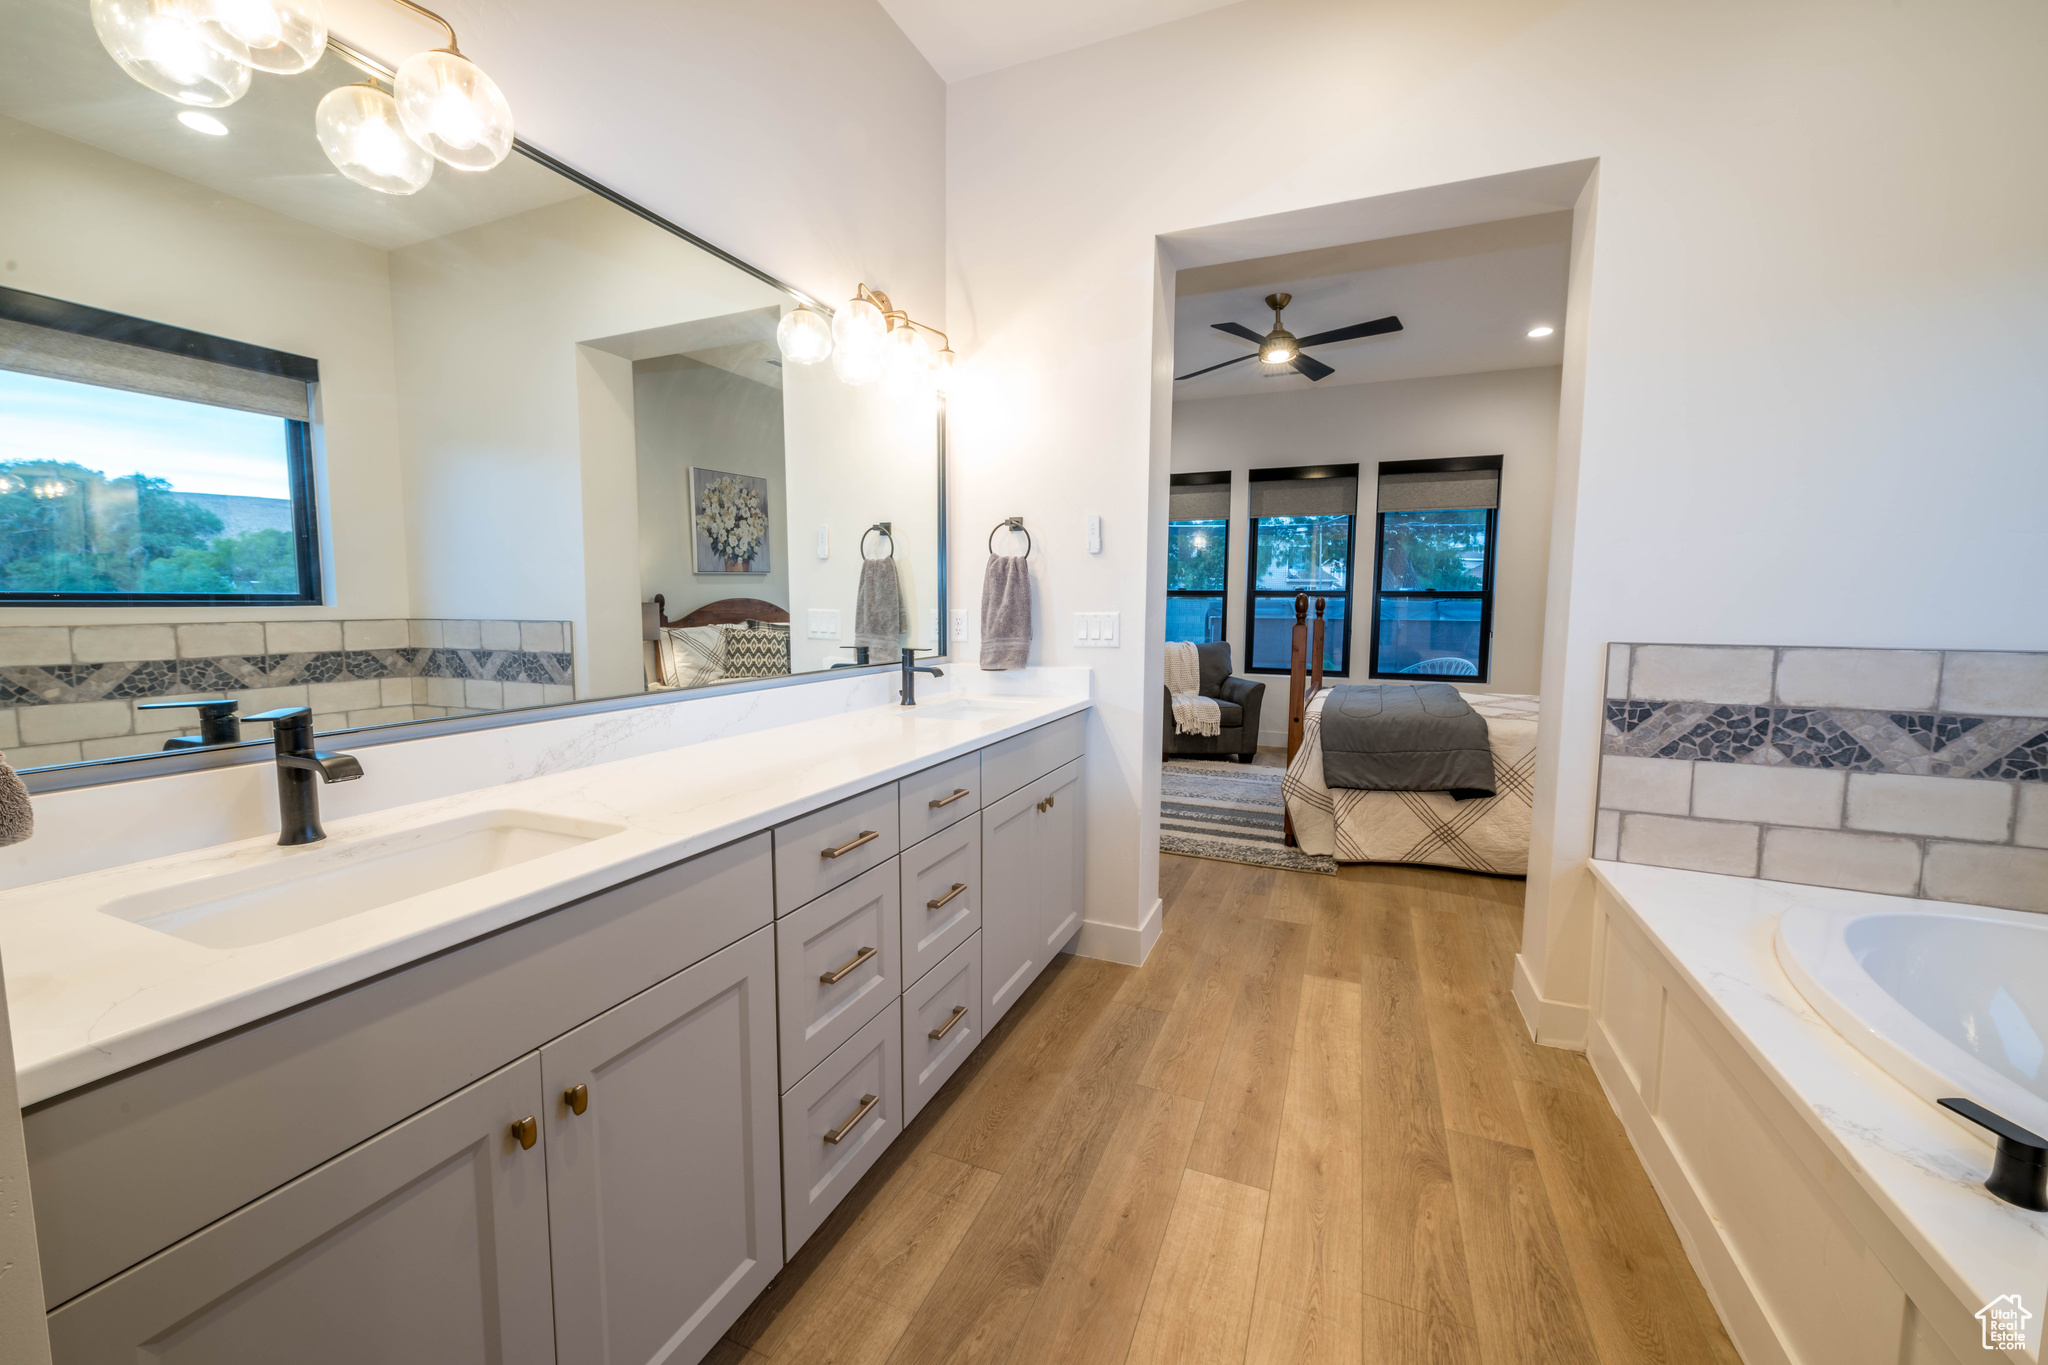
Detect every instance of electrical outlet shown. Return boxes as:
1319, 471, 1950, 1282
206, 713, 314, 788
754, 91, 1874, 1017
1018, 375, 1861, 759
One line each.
1072, 612, 1120, 647
951, 609, 970, 642
806, 608, 840, 640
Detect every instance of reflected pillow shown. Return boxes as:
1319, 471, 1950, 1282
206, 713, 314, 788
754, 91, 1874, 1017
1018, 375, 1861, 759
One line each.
659, 625, 726, 689
721, 623, 790, 678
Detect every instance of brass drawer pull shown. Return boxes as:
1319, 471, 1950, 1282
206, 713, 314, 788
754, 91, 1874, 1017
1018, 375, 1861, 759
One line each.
824, 1093, 879, 1144
926, 881, 968, 911
821, 829, 880, 859
820, 944, 877, 985
563, 1084, 588, 1116
511, 1116, 537, 1150
929, 787, 971, 809
929, 1004, 969, 1041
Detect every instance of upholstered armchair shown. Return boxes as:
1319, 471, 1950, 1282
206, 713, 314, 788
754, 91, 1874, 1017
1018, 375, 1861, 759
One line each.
1161, 641, 1265, 763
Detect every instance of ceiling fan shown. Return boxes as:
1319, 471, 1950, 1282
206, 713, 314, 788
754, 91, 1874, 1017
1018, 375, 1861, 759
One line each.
1175, 292, 1402, 382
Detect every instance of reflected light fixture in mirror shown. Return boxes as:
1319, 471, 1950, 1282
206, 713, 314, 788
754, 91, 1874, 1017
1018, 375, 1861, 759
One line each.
90, 0, 253, 106
795, 284, 956, 392
776, 304, 834, 365
183, 0, 328, 74
315, 81, 434, 194
395, 45, 514, 171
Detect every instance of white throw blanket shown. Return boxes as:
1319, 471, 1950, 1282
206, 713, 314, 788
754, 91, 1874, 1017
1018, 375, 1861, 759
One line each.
1164, 641, 1221, 737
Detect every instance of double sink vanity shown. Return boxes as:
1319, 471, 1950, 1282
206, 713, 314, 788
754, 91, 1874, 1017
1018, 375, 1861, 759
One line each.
1, 688, 1089, 1365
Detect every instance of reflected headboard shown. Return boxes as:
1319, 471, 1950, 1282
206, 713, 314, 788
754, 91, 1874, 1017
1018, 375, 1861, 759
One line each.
644, 595, 791, 638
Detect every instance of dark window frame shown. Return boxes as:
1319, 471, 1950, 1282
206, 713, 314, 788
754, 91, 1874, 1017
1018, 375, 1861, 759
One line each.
1166, 470, 1231, 645
1242, 463, 1358, 677
0, 288, 325, 608
1365, 454, 1501, 683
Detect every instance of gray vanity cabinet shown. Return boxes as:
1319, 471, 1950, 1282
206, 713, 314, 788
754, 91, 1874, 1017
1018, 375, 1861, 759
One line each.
981, 755, 1087, 1026
47, 1054, 557, 1365
541, 926, 781, 1365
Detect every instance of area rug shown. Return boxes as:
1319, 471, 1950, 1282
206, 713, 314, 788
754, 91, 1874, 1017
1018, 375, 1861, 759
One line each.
1160, 760, 1336, 875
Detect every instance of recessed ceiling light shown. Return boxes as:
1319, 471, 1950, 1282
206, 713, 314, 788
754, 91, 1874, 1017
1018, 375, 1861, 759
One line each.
1527, 325, 1554, 338
178, 111, 229, 136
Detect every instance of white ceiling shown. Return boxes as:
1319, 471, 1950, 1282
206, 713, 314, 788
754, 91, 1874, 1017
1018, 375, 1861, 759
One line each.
877, 0, 1244, 82
1172, 217, 1570, 400
0, 0, 585, 251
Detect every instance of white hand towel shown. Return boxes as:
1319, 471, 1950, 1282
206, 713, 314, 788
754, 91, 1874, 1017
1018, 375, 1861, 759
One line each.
1164, 641, 1221, 737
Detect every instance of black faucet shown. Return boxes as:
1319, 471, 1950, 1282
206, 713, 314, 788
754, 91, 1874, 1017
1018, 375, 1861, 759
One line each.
137, 698, 242, 750
899, 647, 943, 706
1939, 1097, 2048, 1210
246, 707, 364, 845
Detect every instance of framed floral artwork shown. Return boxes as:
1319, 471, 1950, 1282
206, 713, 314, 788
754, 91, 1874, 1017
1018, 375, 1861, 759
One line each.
690, 467, 771, 574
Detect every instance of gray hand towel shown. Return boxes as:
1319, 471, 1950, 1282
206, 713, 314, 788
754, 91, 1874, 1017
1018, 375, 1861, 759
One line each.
854, 557, 907, 657
980, 553, 1031, 669
0, 756, 32, 847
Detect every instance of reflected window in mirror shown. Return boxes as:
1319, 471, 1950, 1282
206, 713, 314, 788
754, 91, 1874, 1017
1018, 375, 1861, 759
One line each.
0, 290, 320, 606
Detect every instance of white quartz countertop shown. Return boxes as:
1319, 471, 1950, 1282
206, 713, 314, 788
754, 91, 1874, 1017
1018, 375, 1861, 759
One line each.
1590, 861, 2048, 1354
1, 690, 1088, 1106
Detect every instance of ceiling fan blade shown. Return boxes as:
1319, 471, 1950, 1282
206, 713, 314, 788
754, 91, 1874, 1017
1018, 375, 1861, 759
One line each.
1173, 353, 1260, 381
1295, 315, 1403, 348
1290, 353, 1335, 382
1210, 321, 1265, 343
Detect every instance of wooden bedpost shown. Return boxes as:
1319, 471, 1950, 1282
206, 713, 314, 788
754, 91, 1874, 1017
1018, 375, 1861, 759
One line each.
1283, 593, 1308, 845
1311, 595, 1326, 698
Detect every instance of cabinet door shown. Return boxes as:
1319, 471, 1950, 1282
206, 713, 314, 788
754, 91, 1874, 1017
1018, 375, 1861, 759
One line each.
48, 1055, 554, 1365
541, 926, 780, 1365
780, 1001, 902, 1254
980, 784, 1042, 1027
1037, 757, 1085, 955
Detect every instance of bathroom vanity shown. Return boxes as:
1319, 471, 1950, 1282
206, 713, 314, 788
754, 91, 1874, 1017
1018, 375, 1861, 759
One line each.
3, 696, 1087, 1365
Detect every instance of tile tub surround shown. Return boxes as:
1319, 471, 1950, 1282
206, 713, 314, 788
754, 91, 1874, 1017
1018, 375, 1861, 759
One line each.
1597, 645, 2048, 909
0, 620, 575, 767
1588, 862, 2047, 1365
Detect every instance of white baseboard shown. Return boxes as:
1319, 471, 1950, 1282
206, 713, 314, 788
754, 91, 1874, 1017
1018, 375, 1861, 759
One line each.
1069, 897, 1163, 966
1512, 952, 1590, 1050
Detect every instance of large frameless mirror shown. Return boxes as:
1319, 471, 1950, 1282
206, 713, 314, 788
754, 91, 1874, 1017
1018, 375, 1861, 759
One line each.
0, 0, 945, 784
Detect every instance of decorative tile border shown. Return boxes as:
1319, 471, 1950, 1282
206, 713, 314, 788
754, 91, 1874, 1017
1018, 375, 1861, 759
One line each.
1595, 644, 2048, 914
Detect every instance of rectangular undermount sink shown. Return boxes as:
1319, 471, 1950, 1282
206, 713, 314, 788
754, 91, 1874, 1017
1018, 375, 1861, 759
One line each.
911, 697, 1040, 722
101, 810, 628, 951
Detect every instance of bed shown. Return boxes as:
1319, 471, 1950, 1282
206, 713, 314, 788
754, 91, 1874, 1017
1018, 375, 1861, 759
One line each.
1277, 594, 1538, 874
643, 595, 792, 688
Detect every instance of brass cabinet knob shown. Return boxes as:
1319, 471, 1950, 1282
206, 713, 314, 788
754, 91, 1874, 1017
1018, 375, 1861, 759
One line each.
564, 1084, 588, 1116
1046, 794, 1055, 809
511, 1116, 537, 1150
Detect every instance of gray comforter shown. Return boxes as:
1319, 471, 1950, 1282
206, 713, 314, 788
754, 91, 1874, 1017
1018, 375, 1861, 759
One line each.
1318, 683, 1496, 799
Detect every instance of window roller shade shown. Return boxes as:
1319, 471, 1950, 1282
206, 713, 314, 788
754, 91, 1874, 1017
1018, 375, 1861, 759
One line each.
1249, 476, 1357, 518
1377, 467, 1499, 512
0, 317, 311, 422
1169, 483, 1230, 520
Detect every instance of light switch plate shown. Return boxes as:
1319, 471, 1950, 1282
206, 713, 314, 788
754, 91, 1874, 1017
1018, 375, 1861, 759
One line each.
815, 525, 829, 559
1086, 514, 1102, 554
1072, 612, 1120, 647
807, 608, 840, 640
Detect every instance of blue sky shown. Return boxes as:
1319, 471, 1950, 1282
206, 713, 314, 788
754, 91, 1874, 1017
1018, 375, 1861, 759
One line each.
0, 369, 292, 499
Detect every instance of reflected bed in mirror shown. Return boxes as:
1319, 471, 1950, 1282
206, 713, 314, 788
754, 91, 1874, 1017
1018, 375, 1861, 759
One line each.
0, 0, 944, 784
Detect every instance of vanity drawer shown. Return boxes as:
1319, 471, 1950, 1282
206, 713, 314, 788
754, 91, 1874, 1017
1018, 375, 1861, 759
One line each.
898, 751, 980, 844
781, 1000, 902, 1255
902, 933, 981, 1125
775, 860, 901, 1086
773, 783, 899, 915
900, 819, 981, 989
979, 712, 1084, 803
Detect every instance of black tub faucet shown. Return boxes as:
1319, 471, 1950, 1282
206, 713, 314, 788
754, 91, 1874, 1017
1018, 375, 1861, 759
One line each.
246, 707, 364, 846
899, 647, 943, 706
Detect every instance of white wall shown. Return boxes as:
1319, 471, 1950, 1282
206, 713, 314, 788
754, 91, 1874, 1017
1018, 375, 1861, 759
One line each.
1172, 365, 1560, 727
945, 0, 2048, 1003
0, 114, 412, 626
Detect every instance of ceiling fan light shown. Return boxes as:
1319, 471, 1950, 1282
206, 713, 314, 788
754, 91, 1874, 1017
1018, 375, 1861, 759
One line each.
1259, 329, 1298, 365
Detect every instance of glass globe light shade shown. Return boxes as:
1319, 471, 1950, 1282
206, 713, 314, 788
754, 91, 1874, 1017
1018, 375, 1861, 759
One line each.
832, 337, 884, 386
181, 0, 327, 74
776, 304, 833, 365
930, 346, 956, 394
316, 84, 433, 195
831, 296, 888, 359
883, 324, 933, 385
395, 48, 514, 171
91, 0, 251, 106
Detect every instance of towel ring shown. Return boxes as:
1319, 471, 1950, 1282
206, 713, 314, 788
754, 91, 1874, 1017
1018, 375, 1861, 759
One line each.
988, 516, 1030, 557
861, 523, 894, 560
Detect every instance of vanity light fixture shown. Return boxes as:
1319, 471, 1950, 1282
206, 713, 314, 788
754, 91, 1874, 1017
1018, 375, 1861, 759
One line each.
1527, 325, 1554, 337
788, 284, 955, 391
183, 0, 328, 74
391, 1, 515, 173
315, 81, 433, 194
90, 0, 252, 106
177, 110, 230, 134
776, 304, 833, 365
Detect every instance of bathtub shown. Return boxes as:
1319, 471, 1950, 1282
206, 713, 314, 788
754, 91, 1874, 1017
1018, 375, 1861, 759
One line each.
1777, 901, 2048, 1143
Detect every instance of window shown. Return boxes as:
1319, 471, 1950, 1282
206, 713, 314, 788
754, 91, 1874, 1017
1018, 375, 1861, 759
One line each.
0, 288, 321, 605
1166, 472, 1229, 643
1243, 465, 1356, 674
1366, 456, 1500, 680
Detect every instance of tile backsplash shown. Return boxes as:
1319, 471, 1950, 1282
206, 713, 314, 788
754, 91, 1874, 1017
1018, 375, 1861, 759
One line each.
1595, 644, 2048, 912
0, 619, 576, 768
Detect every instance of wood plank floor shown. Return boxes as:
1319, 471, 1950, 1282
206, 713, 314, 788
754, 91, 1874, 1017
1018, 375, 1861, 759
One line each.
718, 853, 1740, 1365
